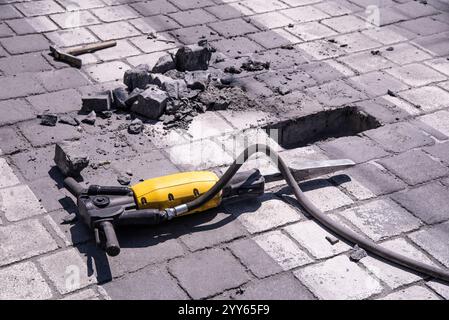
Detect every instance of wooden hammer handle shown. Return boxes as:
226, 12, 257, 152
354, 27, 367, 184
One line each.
66, 40, 117, 56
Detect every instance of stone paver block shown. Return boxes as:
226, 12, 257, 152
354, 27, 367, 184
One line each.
131, 0, 178, 16
339, 51, 395, 73
361, 238, 436, 289
254, 230, 313, 270
400, 86, 449, 112
228, 238, 283, 278
50, 10, 99, 28
284, 221, 351, 259
281, 5, 329, 22
89, 21, 140, 41
37, 69, 91, 92
339, 199, 422, 241
294, 255, 384, 300
6, 16, 58, 34
349, 71, 408, 98
129, 15, 180, 33
241, 0, 288, 13
0, 53, 53, 75
0, 262, 53, 300
425, 58, 449, 77
85, 61, 129, 83
380, 286, 440, 300
170, 0, 214, 10
169, 8, 216, 27
392, 182, 449, 224
382, 43, 432, 65
10, 145, 55, 181
0, 184, 46, 221
180, 211, 247, 251
424, 142, 449, 164
333, 32, 381, 53
0, 34, 49, 54
92, 5, 139, 22
0, 74, 45, 100
225, 195, 301, 234
62, 289, 99, 300
364, 122, 433, 153
398, 17, 449, 37
419, 110, 449, 137
169, 248, 250, 299
251, 11, 294, 29
0, 126, 30, 155
58, 0, 105, 11
305, 80, 367, 107
185, 111, 234, 141
409, 221, 449, 268
209, 18, 259, 37
362, 25, 412, 45
102, 265, 188, 300
394, 1, 439, 19
224, 273, 315, 300
413, 31, 449, 57
15, 0, 65, 17
18, 119, 81, 148
0, 158, 20, 188
288, 21, 337, 41
427, 281, 449, 299
331, 174, 376, 201
210, 37, 263, 57
386, 63, 447, 87
130, 33, 179, 53
38, 248, 96, 294
301, 179, 354, 212
321, 15, 368, 33
46, 28, 97, 47
27, 88, 82, 114
320, 136, 389, 164
0, 219, 58, 266
378, 150, 449, 186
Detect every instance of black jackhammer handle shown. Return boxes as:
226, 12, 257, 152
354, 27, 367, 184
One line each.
99, 221, 120, 257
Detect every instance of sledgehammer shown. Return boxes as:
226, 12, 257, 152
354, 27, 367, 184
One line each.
50, 40, 117, 68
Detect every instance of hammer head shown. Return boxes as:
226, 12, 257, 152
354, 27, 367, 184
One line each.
49, 45, 82, 68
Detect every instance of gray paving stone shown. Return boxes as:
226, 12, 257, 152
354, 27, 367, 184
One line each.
129, 33, 179, 53
0, 23, 14, 38
413, 31, 449, 57
256, 69, 316, 93
362, 25, 414, 45
349, 71, 408, 98
333, 32, 382, 53
378, 150, 449, 186
419, 110, 449, 138
380, 285, 440, 300
339, 199, 422, 241
211, 37, 263, 57
339, 51, 395, 73
0, 34, 50, 55
382, 43, 432, 65
0, 184, 46, 221
39, 248, 96, 294
427, 281, 449, 299
409, 221, 449, 268
301, 179, 354, 212
10, 145, 56, 181
248, 30, 297, 50
358, 6, 408, 27
305, 80, 368, 107
88, 21, 141, 41
92, 5, 140, 22
0, 99, 37, 126
85, 61, 129, 83
361, 238, 436, 289
228, 237, 283, 278
50, 10, 99, 28
0, 262, 53, 300
225, 195, 301, 234
15, 0, 65, 17
131, 0, 178, 16
0, 4, 22, 20
386, 63, 447, 87
171, 25, 222, 45
0, 73, 45, 100
399, 86, 449, 112
241, 0, 288, 13
27, 89, 82, 113
424, 141, 449, 165
58, 0, 105, 11
345, 162, 407, 196
19, 119, 81, 148
294, 255, 383, 300
45, 28, 98, 47
426, 57, 449, 77
251, 11, 295, 29
281, 5, 329, 22
223, 273, 315, 300
6, 16, 58, 34
364, 122, 434, 153
169, 248, 250, 299
356, 97, 413, 124
254, 230, 313, 270
397, 17, 449, 36
179, 211, 247, 251
36, 69, 91, 92
0, 52, 53, 75
0, 219, 58, 266
169, 8, 217, 27
320, 136, 389, 164
170, 0, 214, 10
129, 15, 180, 33
321, 15, 368, 33
394, 1, 439, 19
0, 158, 20, 188
102, 265, 188, 300
209, 18, 259, 37
391, 182, 449, 224
288, 21, 337, 41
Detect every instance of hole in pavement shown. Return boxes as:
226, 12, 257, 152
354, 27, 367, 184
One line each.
265, 106, 382, 149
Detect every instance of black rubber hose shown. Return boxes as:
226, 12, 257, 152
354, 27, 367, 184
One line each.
183, 144, 449, 283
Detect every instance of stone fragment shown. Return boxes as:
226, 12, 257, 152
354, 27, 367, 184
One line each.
350, 244, 368, 262
39, 113, 58, 126
54, 141, 89, 177
162, 78, 189, 99
124, 64, 151, 91
131, 86, 168, 119
117, 174, 131, 185
112, 87, 128, 109
59, 116, 80, 126
82, 110, 96, 125
81, 94, 111, 112
185, 71, 210, 90
125, 88, 143, 107
128, 118, 143, 134
175, 44, 212, 71
241, 59, 270, 72
152, 53, 176, 74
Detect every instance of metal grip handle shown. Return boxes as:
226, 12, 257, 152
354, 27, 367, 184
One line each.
99, 221, 120, 257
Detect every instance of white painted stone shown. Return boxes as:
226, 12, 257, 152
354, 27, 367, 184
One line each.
380, 286, 440, 300
284, 220, 350, 259
419, 110, 449, 137
0, 261, 53, 300
254, 230, 313, 270
339, 199, 422, 241
0, 219, 58, 266
39, 247, 97, 294
294, 255, 384, 300
303, 180, 354, 212
361, 238, 436, 289
0, 158, 20, 188
0, 184, 46, 221
226, 195, 301, 234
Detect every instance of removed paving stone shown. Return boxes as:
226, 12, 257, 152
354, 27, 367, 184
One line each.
350, 244, 368, 262
81, 93, 111, 112
54, 141, 89, 177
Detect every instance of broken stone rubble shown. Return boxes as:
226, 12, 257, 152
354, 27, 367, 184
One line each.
54, 141, 89, 177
